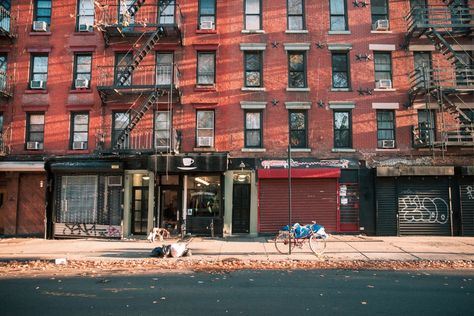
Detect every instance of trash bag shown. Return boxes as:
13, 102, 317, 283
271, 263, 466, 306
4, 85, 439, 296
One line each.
151, 247, 164, 257
162, 245, 172, 257
170, 243, 187, 258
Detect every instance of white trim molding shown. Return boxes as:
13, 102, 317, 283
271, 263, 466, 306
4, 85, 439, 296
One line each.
241, 148, 266, 152
369, 44, 396, 51
240, 43, 267, 51
283, 43, 311, 51
329, 101, 355, 109
372, 102, 400, 109
289, 148, 312, 153
240, 101, 267, 109
328, 30, 351, 35
241, 87, 266, 92
327, 43, 352, 51
332, 148, 356, 153
285, 30, 309, 34
285, 101, 312, 110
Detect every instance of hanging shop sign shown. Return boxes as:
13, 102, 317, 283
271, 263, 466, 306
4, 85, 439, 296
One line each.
258, 158, 359, 170
150, 153, 228, 173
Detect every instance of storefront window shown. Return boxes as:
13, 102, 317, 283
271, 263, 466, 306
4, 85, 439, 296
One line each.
187, 175, 221, 217
59, 175, 98, 223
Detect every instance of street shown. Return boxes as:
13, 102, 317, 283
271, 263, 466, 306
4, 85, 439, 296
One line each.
1, 269, 473, 316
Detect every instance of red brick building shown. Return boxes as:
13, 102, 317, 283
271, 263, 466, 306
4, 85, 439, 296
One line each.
0, 0, 472, 238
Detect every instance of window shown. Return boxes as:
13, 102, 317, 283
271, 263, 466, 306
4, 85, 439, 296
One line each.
417, 110, 436, 144
30, 54, 48, 88
245, 111, 262, 148
58, 176, 98, 223
77, 0, 94, 30
34, 0, 52, 25
115, 53, 133, 86
413, 51, 431, 88
244, 51, 262, 87
73, 53, 92, 89
0, 54, 7, 91
154, 110, 171, 149
331, 52, 349, 88
199, 0, 216, 29
0, 0, 10, 32
187, 175, 221, 217
70, 112, 89, 150
376, 110, 395, 148
112, 112, 130, 148
374, 52, 392, 84
289, 110, 307, 148
119, 0, 135, 25
196, 110, 214, 147
26, 113, 45, 149
288, 52, 306, 88
287, 0, 305, 30
158, 0, 175, 25
156, 53, 173, 85
334, 111, 352, 148
330, 0, 347, 31
371, 0, 388, 27
245, 0, 261, 30
197, 52, 215, 85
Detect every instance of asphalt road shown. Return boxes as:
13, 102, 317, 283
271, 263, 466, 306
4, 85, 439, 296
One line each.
1, 269, 473, 316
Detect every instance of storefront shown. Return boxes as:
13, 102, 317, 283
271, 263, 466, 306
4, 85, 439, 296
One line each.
375, 166, 455, 236
256, 158, 360, 234
459, 166, 474, 236
150, 153, 228, 236
47, 159, 124, 239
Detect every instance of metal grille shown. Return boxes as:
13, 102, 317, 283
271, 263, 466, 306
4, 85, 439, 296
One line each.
375, 178, 398, 236
339, 183, 359, 225
460, 183, 474, 236
57, 175, 98, 224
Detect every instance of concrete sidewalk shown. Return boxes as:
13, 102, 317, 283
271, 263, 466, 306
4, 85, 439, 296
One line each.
1, 235, 474, 262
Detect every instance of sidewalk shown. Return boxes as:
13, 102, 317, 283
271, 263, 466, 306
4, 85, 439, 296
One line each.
1, 235, 474, 262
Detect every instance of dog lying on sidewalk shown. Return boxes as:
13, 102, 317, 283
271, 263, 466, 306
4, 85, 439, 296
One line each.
147, 228, 170, 242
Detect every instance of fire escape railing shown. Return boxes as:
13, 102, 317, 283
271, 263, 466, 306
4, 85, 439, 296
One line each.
95, 0, 181, 151
0, 5, 15, 39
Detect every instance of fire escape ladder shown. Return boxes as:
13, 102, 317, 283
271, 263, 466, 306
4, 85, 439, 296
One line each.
113, 91, 160, 150
425, 28, 468, 68
442, 0, 455, 6
127, 0, 147, 18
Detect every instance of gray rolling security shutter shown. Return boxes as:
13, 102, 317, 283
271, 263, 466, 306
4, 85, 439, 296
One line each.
376, 178, 398, 236
398, 178, 451, 236
460, 184, 474, 236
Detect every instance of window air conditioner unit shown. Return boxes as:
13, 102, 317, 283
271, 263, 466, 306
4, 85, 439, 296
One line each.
197, 136, 213, 147
78, 24, 93, 32
75, 79, 89, 89
33, 20, 48, 32
26, 141, 42, 150
200, 21, 214, 30
381, 139, 395, 149
375, 19, 389, 31
72, 141, 87, 150
376, 79, 392, 89
108, 176, 123, 187
30, 80, 46, 89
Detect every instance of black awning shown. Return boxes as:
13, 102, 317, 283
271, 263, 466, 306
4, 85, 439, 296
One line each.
150, 153, 228, 173
49, 161, 123, 174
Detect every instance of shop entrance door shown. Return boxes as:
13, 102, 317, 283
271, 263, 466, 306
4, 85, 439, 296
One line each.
232, 183, 250, 233
160, 187, 180, 235
132, 187, 149, 235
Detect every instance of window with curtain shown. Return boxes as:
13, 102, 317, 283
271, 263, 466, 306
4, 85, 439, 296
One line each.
245, 111, 262, 148
196, 110, 214, 147
154, 110, 171, 149
289, 110, 307, 148
245, 0, 261, 30
199, 0, 216, 29
376, 110, 395, 148
331, 52, 349, 88
288, 52, 306, 88
244, 51, 262, 87
197, 52, 216, 85
70, 112, 89, 149
77, 0, 94, 30
374, 52, 392, 83
34, 0, 52, 25
371, 0, 388, 27
74, 53, 92, 88
26, 113, 45, 149
334, 111, 352, 148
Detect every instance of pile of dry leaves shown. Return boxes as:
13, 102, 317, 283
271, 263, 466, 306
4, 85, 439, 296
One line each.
0, 258, 473, 277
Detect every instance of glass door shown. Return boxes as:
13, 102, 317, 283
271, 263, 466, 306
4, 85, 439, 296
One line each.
160, 187, 180, 235
132, 187, 149, 235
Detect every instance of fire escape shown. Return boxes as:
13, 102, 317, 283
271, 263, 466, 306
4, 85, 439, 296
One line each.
95, 0, 182, 152
0, 3, 15, 156
403, 3, 473, 150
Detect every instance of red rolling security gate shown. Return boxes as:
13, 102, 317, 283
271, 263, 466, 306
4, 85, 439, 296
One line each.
258, 168, 340, 233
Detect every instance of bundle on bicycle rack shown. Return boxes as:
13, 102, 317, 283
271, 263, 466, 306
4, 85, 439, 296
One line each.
275, 222, 328, 256
281, 223, 329, 239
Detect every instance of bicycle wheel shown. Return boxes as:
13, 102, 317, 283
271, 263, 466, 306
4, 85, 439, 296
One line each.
309, 234, 327, 256
274, 231, 295, 254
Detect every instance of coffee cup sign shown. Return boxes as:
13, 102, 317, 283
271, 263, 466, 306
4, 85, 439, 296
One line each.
182, 158, 194, 166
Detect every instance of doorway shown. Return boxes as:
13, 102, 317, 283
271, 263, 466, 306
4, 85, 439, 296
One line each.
132, 187, 149, 235
160, 187, 180, 235
232, 183, 251, 234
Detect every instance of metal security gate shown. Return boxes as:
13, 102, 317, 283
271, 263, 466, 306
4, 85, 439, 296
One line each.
376, 178, 398, 236
460, 183, 474, 236
398, 178, 452, 236
259, 178, 337, 233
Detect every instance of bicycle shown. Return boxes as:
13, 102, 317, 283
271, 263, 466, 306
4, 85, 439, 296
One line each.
274, 222, 327, 256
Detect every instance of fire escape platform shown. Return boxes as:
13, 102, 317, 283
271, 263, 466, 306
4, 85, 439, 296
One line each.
97, 85, 180, 104
100, 24, 181, 43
